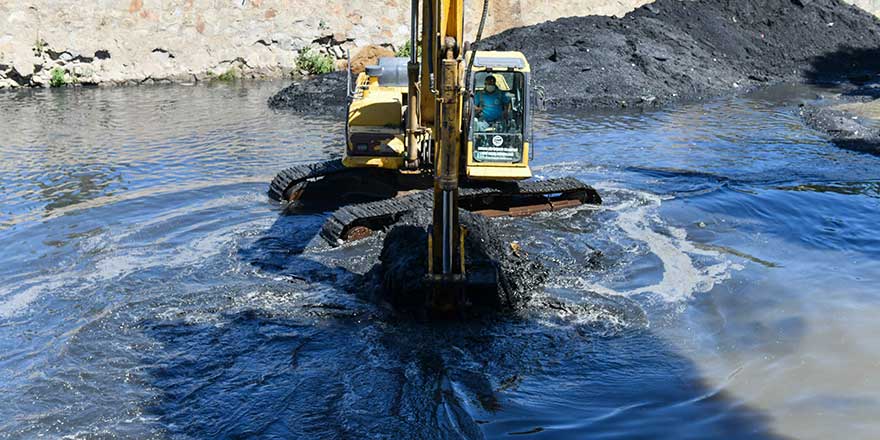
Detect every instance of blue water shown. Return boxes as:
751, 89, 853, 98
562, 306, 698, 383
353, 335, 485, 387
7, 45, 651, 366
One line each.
0, 81, 878, 439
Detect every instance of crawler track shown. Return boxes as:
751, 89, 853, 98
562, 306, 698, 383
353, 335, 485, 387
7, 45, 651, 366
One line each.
320, 177, 602, 245
267, 159, 349, 202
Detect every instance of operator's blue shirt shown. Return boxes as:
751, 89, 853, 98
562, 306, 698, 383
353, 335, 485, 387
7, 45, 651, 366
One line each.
476, 90, 510, 122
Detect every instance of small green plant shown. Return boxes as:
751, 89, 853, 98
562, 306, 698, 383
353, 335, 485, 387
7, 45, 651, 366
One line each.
217, 69, 237, 81
318, 19, 329, 31
395, 40, 420, 58
49, 68, 66, 87
296, 47, 334, 75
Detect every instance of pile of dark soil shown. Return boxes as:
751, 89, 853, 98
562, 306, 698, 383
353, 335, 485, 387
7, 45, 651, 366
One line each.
269, 0, 880, 112
484, 0, 880, 109
268, 71, 349, 114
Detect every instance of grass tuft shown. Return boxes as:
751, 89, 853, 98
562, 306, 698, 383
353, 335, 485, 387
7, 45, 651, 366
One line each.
295, 47, 334, 75
49, 68, 66, 87
217, 70, 237, 81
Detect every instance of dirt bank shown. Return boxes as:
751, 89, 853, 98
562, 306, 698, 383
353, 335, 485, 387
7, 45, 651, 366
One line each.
270, 0, 880, 112
801, 84, 880, 154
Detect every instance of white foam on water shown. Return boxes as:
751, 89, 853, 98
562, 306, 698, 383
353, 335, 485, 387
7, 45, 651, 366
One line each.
0, 209, 272, 318
0, 278, 67, 319
557, 186, 740, 303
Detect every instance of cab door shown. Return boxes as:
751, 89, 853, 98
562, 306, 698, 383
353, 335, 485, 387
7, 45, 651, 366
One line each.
465, 69, 532, 180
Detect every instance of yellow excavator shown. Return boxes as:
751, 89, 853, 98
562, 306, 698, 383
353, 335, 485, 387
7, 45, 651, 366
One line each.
268, 0, 601, 310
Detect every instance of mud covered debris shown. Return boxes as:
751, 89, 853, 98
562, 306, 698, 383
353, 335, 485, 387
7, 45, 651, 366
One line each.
801, 94, 880, 154
377, 209, 548, 313
268, 71, 349, 114
269, 0, 880, 112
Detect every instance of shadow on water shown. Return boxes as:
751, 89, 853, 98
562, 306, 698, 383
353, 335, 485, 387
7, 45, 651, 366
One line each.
139, 211, 791, 439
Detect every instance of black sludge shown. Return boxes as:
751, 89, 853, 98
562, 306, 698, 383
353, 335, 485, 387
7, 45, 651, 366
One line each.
801, 103, 880, 154
268, 70, 348, 112
378, 210, 547, 314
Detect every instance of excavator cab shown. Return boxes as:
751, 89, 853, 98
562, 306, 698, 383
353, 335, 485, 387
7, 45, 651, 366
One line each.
466, 52, 532, 181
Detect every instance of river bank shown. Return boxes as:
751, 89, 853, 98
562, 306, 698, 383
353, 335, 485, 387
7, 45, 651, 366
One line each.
270, 0, 880, 112
4, 0, 880, 90
801, 85, 880, 154
0, 0, 653, 89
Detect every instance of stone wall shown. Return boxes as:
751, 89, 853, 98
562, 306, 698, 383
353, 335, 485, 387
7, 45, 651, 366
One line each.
1, 0, 878, 88
0, 0, 656, 88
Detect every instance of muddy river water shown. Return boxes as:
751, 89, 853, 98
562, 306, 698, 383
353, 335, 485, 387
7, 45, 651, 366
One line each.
0, 81, 878, 439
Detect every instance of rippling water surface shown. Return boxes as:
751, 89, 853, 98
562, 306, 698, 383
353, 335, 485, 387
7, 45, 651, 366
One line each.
0, 82, 878, 439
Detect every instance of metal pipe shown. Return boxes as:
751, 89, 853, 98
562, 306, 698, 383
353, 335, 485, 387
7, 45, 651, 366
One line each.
405, 0, 421, 166
410, 0, 418, 65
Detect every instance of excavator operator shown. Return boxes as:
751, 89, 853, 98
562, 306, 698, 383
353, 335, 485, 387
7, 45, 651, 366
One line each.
474, 75, 510, 127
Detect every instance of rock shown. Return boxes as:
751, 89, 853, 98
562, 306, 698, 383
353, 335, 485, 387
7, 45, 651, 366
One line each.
349, 44, 395, 75
0, 78, 20, 88
10, 57, 35, 78
329, 45, 346, 59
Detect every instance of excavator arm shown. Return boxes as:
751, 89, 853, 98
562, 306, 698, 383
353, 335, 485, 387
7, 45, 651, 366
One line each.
409, 0, 468, 304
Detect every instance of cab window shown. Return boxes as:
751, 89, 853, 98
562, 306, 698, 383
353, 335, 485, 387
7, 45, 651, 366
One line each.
471, 71, 525, 163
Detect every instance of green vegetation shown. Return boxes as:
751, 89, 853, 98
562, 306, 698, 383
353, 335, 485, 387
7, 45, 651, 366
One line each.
49, 68, 66, 87
216, 69, 237, 81
295, 47, 334, 75
395, 40, 420, 58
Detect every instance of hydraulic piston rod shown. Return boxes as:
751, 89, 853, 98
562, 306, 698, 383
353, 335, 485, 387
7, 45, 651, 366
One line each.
430, 48, 463, 281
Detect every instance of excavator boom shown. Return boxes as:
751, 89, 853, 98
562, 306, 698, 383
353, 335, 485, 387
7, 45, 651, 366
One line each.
412, 0, 468, 296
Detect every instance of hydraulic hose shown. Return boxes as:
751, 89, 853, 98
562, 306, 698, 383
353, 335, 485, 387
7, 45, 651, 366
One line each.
464, 0, 490, 139
464, 0, 490, 93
